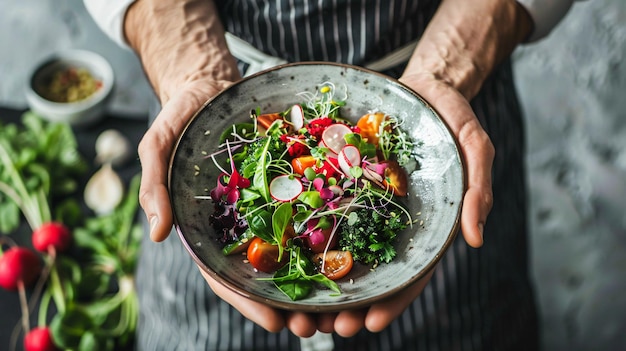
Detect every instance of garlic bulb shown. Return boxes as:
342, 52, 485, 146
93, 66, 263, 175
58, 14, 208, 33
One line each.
95, 129, 132, 166
84, 163, 124, 215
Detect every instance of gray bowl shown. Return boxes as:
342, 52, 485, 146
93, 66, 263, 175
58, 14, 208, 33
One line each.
169, 62, 464, 312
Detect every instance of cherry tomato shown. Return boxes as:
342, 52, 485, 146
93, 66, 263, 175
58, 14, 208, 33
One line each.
312, 250, 354, 280
316, 157, 340, 178
292, 155, 317, 175
246, 237, 288, 273
257, 113, 283, 130
356, 112, 387, 146
303, 227, 338, 254
381, 160, 408, 197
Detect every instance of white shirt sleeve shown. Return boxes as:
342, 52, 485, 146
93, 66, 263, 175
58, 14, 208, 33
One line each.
85, 0, 581, 47
83, 0, 136, 49
516, 0, 582, 42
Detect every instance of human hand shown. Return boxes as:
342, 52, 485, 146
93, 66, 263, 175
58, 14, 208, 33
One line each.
400, 72, 494, 248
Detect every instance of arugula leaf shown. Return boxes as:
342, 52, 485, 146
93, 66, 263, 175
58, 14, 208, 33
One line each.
272, 202, 292, 260
252, 137, 272, 202
265, 247, 340, 300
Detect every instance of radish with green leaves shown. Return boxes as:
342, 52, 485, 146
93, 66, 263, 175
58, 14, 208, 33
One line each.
24, 326, 60, 351
32, 222, 72, 254
0, 246, 42, 291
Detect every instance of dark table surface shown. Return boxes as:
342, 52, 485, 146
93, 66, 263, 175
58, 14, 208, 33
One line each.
0, 107, 148, 350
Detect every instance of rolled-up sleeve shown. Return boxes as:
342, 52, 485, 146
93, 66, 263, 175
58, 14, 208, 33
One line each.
516, 0, 585, 42
84, 0, 136, 49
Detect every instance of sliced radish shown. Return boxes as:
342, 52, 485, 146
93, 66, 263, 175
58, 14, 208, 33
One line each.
289, 104, 304, 131
362, 166, 384, 184
321, 124, 352, 154
338, 145, 361, 176
270, 175, 303, 202
327, 185, 344, 196
317, 140, 338, 158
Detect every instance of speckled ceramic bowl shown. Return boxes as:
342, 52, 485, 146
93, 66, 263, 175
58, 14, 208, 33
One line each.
169, 62, 464, 312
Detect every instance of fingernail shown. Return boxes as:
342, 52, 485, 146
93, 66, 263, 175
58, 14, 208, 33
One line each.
149, 216, 159, 238
478, 223, 484, 243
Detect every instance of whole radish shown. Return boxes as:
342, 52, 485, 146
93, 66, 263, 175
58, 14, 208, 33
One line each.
0, 247, 42, 291
32, 222, 72, 253
24, 326, 60, 351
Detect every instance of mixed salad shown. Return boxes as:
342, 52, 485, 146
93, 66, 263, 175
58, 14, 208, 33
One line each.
201, 83, 415, 300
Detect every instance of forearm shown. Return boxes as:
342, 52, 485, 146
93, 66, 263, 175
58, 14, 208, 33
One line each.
124, 0, 239, 103
403, 0, 532, 99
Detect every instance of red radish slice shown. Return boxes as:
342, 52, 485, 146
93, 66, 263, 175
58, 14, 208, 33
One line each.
362, 163, 384, 183
322, 124, 352, 154
327, 185, 344, 196
317, 140, 338, 158
338, 145, 361, 176
270, 175, 303, 202
362, 166, 384, 184
289, 104, 304, 131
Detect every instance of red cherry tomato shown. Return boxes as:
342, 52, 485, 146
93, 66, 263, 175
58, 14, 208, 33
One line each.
246, 237, 288, 273
381, 160, 408, 197
312, 250, 354, 280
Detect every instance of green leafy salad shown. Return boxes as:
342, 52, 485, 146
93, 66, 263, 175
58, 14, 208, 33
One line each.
201, 83, 416, 301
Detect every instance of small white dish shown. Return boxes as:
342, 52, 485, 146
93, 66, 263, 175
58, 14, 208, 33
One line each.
25, 49, 114, 126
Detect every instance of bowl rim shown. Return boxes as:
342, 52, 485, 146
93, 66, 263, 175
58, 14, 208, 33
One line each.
26, 49, 114, 110
168, 61, 465, 312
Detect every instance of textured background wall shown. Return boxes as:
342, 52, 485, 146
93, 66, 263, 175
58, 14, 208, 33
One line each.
1, 1, 624, 350
514, 0, 626, 349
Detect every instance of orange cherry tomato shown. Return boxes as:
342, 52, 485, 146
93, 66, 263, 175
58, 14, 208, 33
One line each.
381, 160, 408, 197
312, 250, 354, 280
356, 112, 387, 146
246, 237, 288, 273
257, 113, 283, 130
292, 155, 317, 175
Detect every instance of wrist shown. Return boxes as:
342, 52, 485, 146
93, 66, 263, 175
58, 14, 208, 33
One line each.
124, 0, 239, 103
403, 0, 532, 99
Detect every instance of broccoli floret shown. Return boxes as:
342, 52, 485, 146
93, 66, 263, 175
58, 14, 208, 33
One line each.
338, 208, 407, 265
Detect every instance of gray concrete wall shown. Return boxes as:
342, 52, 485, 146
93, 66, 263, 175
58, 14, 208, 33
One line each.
514, 0, 626, 349
1, 0, 624, 350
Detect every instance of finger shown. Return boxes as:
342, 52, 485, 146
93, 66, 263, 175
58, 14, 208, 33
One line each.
316, 313, 338, 333
418, 83, 494, 248
137, 93, 204, 242
364, 269, 433, 332
456, 117, 494, 247
285, 312, 318, 337
138, 125, 175, 242
199, 268, 286, 333
333, 308, 367, 337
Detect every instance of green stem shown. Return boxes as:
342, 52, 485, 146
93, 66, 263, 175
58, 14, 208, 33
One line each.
38, 289, 53, 327
0, 142, 46, 229
17, 280, 30, 334
28, 248, 56, 318
49, 264, 66, 314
